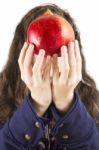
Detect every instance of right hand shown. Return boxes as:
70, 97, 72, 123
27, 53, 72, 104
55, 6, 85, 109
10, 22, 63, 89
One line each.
18, 42, 52, 116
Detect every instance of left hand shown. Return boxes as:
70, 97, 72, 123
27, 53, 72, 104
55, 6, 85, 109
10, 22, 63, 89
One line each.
51, 40, 82, 113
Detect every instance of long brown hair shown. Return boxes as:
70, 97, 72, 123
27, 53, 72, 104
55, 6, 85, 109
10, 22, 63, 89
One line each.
0, 4, 99, 124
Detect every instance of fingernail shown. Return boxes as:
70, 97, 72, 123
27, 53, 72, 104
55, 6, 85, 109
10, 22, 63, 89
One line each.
68, 41, 73, 47
75, 40, 79, 46
29, 43, 34, 49
61, 45, 66, 49
24, 42, 28, 47
69, 42, 74, 51
61, 48, 64, 54
39, 49, 45, 55
24, 42, 27, 45
61, 45, 67, 54
53, 53, 57, 58
47, 55, 51, 60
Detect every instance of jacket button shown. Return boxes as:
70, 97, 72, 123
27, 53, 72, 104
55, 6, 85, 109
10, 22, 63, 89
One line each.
35, 121, 40, 128
38, 141, 45, 149
25, 134, 32, 141
62, 134, 69, 139
63, 148, 67, 150
59, 123, 64, 128
51, 136, 56, 142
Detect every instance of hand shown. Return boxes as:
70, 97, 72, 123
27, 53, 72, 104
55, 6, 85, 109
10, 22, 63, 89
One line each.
18, 42, 52, 116
52, 40, 82, 113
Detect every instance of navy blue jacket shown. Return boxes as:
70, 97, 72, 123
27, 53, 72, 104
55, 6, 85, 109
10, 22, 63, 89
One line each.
0, 92, 99, 150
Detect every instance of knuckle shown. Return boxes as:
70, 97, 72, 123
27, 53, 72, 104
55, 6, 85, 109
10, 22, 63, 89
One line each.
24, 61, 29, 68
77, 56, 82, 62
72, 80, 76, 85
18, 64, 23, 72
68, 79, 76, 87
70, 62, 76, 67
60, 81, 66, 85
18, 59, 20, 64
37, 69, 42, 75
68, 82, 74, 88
53, 79, 57, 85
21, 74, 24, 81
28, 80, 33, 88
59, 78, 66, 85
37, 65, 42, 71
66, 66, 70, 72
32, 66, 36, 72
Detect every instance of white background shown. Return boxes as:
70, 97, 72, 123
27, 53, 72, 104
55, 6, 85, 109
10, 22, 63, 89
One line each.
0, 0, 99, 89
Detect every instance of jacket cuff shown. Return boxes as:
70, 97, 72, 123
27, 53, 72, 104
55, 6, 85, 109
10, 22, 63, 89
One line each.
51, 92, 77, 121
51, 92, 96, 144
8, 94, 48, 148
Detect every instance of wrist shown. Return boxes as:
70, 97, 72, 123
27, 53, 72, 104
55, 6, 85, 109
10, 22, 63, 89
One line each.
54, 92, 74, 114
30, 94, 49, 116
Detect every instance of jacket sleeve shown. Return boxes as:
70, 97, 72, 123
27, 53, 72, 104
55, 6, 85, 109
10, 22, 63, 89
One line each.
0, 94, 48, 150
51, 92, 99, 150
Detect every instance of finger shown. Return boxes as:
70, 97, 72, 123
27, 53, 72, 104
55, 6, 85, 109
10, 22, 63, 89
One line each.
24, 43, 34, 68
33, 54, 45, 76
43, 55, 51, 82
74, 40, 82, 82
59, 46, 69, 84
41, 57, 46, 74
18, 42, 28, 71
23, 44, 34, 78
33, 49, 45, 83
68, 42, 77, 85
52, 54, 59, 82
34, 54, 37, 63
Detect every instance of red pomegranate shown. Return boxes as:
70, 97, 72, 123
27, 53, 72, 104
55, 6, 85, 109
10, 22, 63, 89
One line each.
27, 10, 75, 56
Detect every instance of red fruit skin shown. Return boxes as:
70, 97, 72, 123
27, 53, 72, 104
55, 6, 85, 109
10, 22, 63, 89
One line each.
27, 14, 75, 56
